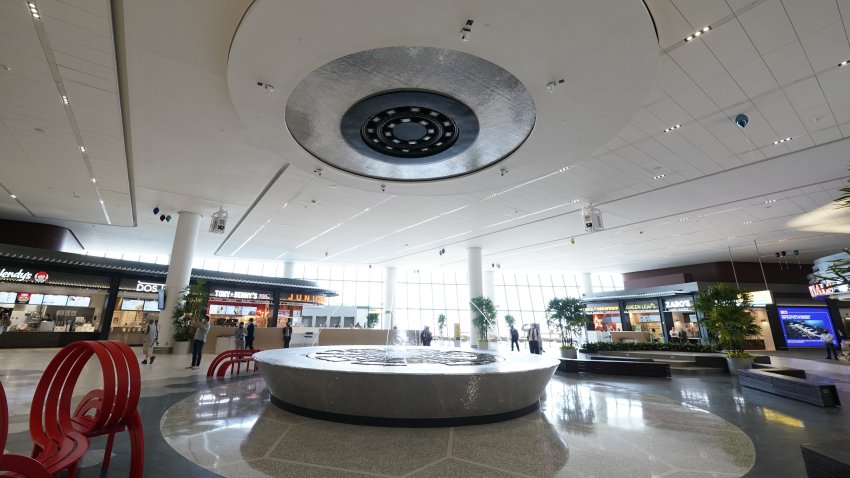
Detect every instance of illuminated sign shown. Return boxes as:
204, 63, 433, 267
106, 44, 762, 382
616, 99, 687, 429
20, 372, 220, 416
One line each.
809, 282, 850, 298
624, 301, 658, 311
749, 290, 774, 307
284, 293, 326, 304
0, 268, 48, 283
663, 298, 693, 311
213, 289, 272, 301
136, 281, 165, 292
585, 304, 619, 313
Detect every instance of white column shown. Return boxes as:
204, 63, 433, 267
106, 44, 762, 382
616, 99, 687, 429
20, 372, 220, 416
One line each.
468, 247, 483, 346
581, 272, 593, 297
383, 267, 397, 330
160, 211, 202, 348
283, 261, 294, 278
484, 269, 497, 338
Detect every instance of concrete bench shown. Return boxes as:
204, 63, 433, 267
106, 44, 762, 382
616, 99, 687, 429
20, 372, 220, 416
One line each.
588, 355, 655, 362
738, 369, 840, 407
801, 439, 850, 477
559, 358, 670, 378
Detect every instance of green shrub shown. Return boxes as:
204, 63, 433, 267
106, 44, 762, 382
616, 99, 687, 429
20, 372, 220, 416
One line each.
580, 341, 720, 354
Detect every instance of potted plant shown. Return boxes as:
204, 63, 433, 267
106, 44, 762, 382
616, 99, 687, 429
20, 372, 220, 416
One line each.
470, 296, 496, 350
504, 314, 515, 332
546, 297, 586, 359
694, 284, 761, 374
366, 312, 380, 329
437, 313, 447, 341
171, 279, 209, 354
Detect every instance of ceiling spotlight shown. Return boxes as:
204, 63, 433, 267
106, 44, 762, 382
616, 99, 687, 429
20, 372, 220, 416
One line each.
500, 168, 508, 177
546, 78, 565, 93
773, 137, 792, 145
558, 166, 570, 173
743, 220, 752, 225
61, 95, 68, 105
664, 124, 680, 133
764, 199, 776, 204
684, 26, 710, 42
840, 60, 849, 67
90, 178, 96, 183
79, 146, 85, 152
679, 217, 688, 221
461, 19, 473, 41
10, 194, 17, 199
153, 207, 159, 215
380, 184, 386, 192
652, 174, 666, 180
257, 82, 275, 94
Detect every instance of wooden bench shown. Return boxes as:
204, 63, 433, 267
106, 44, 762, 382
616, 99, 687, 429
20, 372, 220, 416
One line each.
738, 368, 840, 407
207, 349, 262, 378
801, 439, 850, 477
559, 358, 671, 378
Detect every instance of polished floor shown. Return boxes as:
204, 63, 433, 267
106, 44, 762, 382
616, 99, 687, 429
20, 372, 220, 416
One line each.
0, 345, 848, 477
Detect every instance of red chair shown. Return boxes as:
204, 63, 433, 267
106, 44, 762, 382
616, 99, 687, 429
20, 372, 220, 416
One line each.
0, 380, 51, 478
207, 349, 262, 378
32, 341, 143, 478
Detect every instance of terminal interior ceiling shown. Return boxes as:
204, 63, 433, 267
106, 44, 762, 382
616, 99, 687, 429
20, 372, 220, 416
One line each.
0, 0, 849, 274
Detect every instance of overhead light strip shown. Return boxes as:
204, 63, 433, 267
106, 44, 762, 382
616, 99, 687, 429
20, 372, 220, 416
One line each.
484, 200, 579, 228
295, 195, 395, 249
398, 230, 472, 252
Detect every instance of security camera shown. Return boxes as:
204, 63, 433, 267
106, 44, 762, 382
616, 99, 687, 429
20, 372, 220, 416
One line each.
380, 184, 386, 192
735, 114, 748, 128
311, 199, 317, 204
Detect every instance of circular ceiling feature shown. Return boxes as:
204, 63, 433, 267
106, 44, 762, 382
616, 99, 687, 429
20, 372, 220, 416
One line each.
340, 90, 478, 163
285, 47, 532, 181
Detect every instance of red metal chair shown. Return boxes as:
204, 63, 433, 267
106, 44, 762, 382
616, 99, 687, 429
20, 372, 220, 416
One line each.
207, 349, 262, 377
31, 341, 143, 478
0, 379, 51, 478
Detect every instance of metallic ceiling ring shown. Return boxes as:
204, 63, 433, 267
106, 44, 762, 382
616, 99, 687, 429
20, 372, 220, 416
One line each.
284, 46, 535, 182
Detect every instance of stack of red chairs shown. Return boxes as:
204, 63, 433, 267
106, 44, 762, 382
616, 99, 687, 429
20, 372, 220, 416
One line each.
0, 340, 144, 477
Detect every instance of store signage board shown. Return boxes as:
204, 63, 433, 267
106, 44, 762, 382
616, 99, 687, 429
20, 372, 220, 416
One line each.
624, 301, 658, 311
283, 293, 327, 304
778, 307, 836, 347
213, 289, 272, 301
748, 290, 773, 307
136, 281, 165, 292
0, 268, 49, 283
586, 304, 619, 313
809, 282, 850, 298
0, 291, 17, 304
664, 297, 693, 311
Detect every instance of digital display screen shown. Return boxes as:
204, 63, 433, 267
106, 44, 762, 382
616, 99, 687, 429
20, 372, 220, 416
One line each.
28, 293, 44, 305
208, 304, 228, 315
235, 306, 257, 316
121, 299, 144, 311
0, 292, 17, 304
66, 296, 91, 307
42, 295, 69, 306
778, 307, 836, 347
143, 300, 160, 312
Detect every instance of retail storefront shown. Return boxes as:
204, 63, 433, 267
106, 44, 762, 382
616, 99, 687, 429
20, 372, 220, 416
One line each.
108, 278, 167, 345
586, 302, 622, 332
0, 264, 111, 346
624, 299, 663, 339
662, 296, 702, 342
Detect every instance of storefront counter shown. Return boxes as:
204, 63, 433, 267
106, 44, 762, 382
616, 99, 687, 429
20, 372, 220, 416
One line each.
108, 328, 145, 346
0, 331, 100, 348
202, 325, 288, 353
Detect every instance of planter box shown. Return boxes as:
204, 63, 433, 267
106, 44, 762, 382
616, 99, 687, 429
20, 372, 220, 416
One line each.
560, 348, 578, 359
172, 341, 191, 355
478, 341, 489, 350
726, 357, 753, 375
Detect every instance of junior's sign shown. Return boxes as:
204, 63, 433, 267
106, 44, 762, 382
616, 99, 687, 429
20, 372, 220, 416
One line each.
283, 293, 326, 304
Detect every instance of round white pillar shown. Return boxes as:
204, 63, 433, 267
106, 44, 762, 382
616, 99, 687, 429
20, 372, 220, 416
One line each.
283, 260, 295, 278
160, 211, 202, 348
467, 247, 483, 346
383, 267, 397, 330
581, 272, 594, 297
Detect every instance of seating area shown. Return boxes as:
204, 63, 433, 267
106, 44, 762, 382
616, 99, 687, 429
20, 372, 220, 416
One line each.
594, 350, 729, 375
207, 349, 262, 378
558, 358, 671, 378
0, 340, 144, 477
737, 367, 841, 407
800, 439, 850, 478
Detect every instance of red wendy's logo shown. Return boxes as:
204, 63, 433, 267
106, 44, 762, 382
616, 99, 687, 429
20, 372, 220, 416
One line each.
34, 271, 49, 283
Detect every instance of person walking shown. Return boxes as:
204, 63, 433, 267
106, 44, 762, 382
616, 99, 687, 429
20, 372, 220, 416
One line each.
234, 322, 246, 349
528, 323, 541, 355
141, 318, 158, 364
246, 318, 255, 349
821, 330, 838, 360
510, 324, 520, 351
283, 321, 293, 348
0, 310, 10, 334
187, 315, 211, 370
420, 325, 433, 346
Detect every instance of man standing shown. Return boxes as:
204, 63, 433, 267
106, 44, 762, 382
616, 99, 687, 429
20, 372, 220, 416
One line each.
420, 325, 432, 346
528, 323, 541, 355
246, 317, 255, 349
283, 321, 293, 348
510, 324, 520, 351
234, 322, 246, 349
141, 318, 157, 364
821, 330, 837, 360
187, 315, 211, 370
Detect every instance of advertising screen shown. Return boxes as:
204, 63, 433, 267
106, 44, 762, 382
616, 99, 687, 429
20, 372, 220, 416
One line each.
0, 291, 17, 304
778, 307, 836, 347
42, 295, 69, 306
16, 292, 31, 304
208, 304, 228, 315
121, 299, 144, 311
66, 296, 91, 307
28, 293, 44, 305
143, 300, 160, 312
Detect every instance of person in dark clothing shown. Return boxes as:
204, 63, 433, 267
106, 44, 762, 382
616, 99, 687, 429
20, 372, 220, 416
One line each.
246, 318, 255, 349
510, 325, 520, 351
528, 323, 541, 355
821, 331, 838, 359
420, 326, 433, 346
283, 321, 293, 348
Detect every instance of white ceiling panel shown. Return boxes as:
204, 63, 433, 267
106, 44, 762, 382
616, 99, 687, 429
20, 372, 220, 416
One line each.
737, 0, 797, 55
799, 20, 850, 73
782, 0, 840, 38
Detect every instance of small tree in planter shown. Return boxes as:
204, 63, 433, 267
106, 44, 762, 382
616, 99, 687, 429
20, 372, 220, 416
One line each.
470, 296, 497, 350
171, 279, 209, 354
694, 284, 761, 374
437, 313, 447, 339
366, 313, 380, 329
546, 297, 586, 358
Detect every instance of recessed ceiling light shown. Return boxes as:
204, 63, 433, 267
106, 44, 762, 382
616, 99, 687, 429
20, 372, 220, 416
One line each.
80, 146, 86, 152
61, 95, 68, 105
727, 236, 736, 240
652, 174, 666, 180
557, 166, 570, 173
664, 124, 681, 133
764, 199, 776, 204
840, 60, 849, 67
743, 221, 752, 225
1, 64, 10, 71
679, 217, 688, 221
91, 178, 96, 183
772, 137, 792, 145
684, 26, 710, 42
10, 194, 17, 199
673, 233, 681, 237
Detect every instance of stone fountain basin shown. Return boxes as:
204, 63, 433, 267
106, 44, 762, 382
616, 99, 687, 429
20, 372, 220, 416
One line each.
254, 346, 559, 426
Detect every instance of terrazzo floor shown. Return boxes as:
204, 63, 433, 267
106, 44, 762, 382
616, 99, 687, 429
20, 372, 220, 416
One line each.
0, 347, 848, 477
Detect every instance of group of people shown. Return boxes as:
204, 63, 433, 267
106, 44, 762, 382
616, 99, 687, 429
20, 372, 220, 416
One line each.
418, 323, 544, 354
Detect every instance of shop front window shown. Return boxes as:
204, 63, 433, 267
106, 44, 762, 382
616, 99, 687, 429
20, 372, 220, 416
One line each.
0, 286, 106, 333
624, 300, 662, 340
